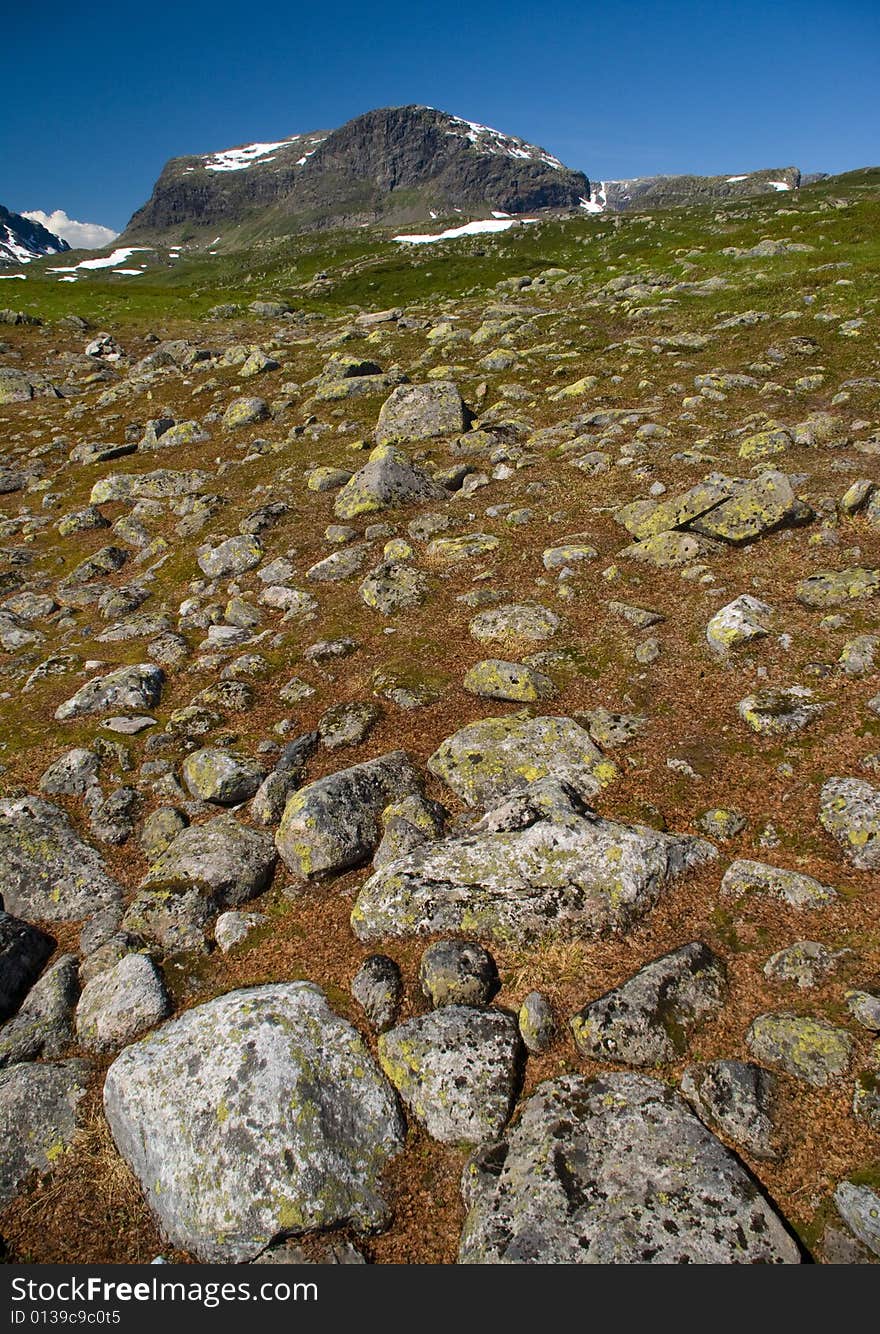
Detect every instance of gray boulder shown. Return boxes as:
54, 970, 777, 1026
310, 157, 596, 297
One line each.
54, 663, 163, 721
333, 444, 445, 520
376, 381, 467, 443
103, 983, 405, 1261
819, 777, 880, 868
124, 817, 277, 951
746, 1012, 853, 1086
0, 953, 78, 1066
378, 1006, 522, 1145
76, 953, 171, 1051
196, 535, 263, 578
182, 748, 265, 805
0, 1060, 91, 1207
39, 748, 100, 798
518, 991, 556, 1054
721, 858, 837, 908
352, 781, 715, 946
0, 797, 123, 921
276, 750, 422, 879
419, 940, 498, 1008
680, 1060, 780, 1160
834, 1182, 880, 1258
0, 912, 56, 1021
570, 942, 728, 1066
458, 1073, 801, 1263
351, 955, 402, 1033
428, 714, 609, 809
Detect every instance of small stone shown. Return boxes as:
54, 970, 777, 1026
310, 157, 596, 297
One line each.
182, 748, 265, 805
697, 808, 747, 839
763, 941, 841, 989
351, 955, 402, 1033
738, 686, 825, 735
75, 953, 171, 1051
463, 659, 555, 702
419, 940, 499, 1008
720, 858, 837, 908
518, 991, 555, 1054
845, 990, 880, 1031
819, 776, 880, 868
214, 911, 268, 953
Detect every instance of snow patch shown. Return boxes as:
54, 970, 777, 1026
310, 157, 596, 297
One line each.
203, 138, 299, 172
393, 217, 536, 244
726, 175, 749, 183
47, 247, 153, 280
768, 180, 793, 192
0, 273, 26, 280
445, 115, 564, 171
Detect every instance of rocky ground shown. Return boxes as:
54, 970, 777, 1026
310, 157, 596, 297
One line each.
0, 179, 879, 1264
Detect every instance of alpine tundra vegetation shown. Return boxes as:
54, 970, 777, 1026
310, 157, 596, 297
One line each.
0, 101, 879, 1266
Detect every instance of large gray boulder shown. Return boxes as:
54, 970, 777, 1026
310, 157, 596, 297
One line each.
333, 444, 445, 520
103, 983, 405, 1262
124, 817, 277, 951
0, 1060, 91, 1207
0, 911, 55, 1020
54, 663, 164, 721
378, 1006, 521, 1145
182, 749, 265, 805
352, 781, 715, 945
0, 953, 78, 1066
458, 1073, 801, 1263
428, 714, 611, 808
680, 1060, 780, 1160
376, 381, 467, 443
276, 750, 422, 879
569, 943, 728, 1066
0, 797, 123, 922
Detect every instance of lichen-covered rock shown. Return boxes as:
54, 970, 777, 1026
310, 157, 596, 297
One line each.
833, 1182, 880, 1258
222, 396, 269, 429
746, 1012, 853, 1086
854, 1069, 880, 1129
458, 1073, 800, 1263
0, 1060, 91, 1207
333, 444, 445, 520
463, 660, 555, 702
182, 748, 265, 805
518, 991, 555, 1054
0, 954, 78, 1066
720, 858, 837, 908
0, 912, 56, 1021
376, 381, 467, 443
214, 911, 268, 953
706, 595, 774, 654
846, 990, 880, 1031
763, 940, 840, 989
318, 701, 379, 750
103, 983, 405, 1261
796, 567, 880, 609
697, 808, 747, 840
197, 535, 263, 578
619, 529, 719, 568
378, 1006, 522, 1145
75, 953, 170, 1051
542, 543, 598, 571
569, 942, 727, 1066
125, 817, 277, 951
352, 780, 716, 945
276, 750, 422, 879
351, 955, 402, 1033
428, 714, 613, 809
0, 798, 123, 922
468, 602, 562, 646
680, 1060, 780, 1160
39, 748, 100, 797
419, 940, 498, 1008
819, 776, 880, 868
737, 686, 825, 735
426, 533, 499, 564
690, 471, 811, 544
358, 561, 429, 614
90, 469, 209, 505
373, 793, 446, 868
54, 663, 163, 722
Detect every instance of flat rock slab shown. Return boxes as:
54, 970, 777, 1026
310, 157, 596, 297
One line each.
428, 714, 612, 809
0, 797, 123, 923
276, 750, 422, 879
55, 664, 163, 722
103, 983, 405, 1262
0, 1059, 91, 1207
570, 942, 727, 1066
458, 1073, 801, 1263
378, 1006, 522, 1145
721, 858, 837, 908
469, 602, 562, 646
352, 781, 716, 945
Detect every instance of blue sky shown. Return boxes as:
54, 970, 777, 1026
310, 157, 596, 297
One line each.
3, 0, 878, 231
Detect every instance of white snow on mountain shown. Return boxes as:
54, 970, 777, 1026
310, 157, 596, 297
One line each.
201, 133, 327, 173
22, 209, 119, 249
394, 217, 537, 244
443, 115, 564, 171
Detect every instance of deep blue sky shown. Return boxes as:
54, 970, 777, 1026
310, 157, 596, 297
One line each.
3, 0, 878, 231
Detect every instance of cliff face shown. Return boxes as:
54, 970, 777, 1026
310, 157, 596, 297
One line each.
590, 167, 801, 212
123, 105, 589, 243
0, 205, 70, 265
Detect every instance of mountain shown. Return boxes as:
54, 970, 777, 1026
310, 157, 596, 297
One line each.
584, 167, 802, 212
0, 204, 70, 266
123, 105, 591, 244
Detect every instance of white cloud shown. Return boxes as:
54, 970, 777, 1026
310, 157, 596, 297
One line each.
21, 209, 119, 250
